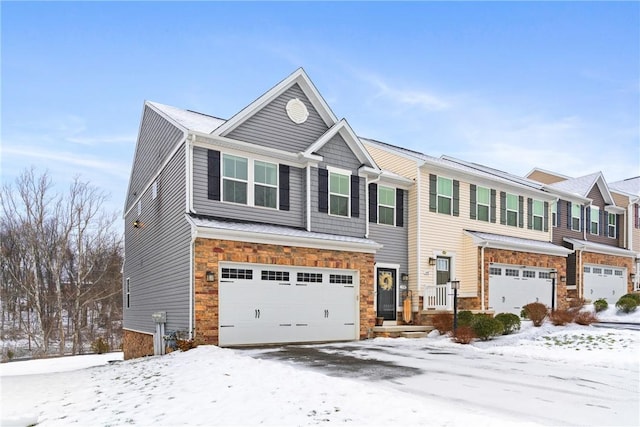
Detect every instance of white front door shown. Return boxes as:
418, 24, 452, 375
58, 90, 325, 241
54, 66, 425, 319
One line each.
489, 264, 554, 315
583, 264, 627, 303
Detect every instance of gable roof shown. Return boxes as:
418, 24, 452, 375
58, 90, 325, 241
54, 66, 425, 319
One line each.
610, 176, 640, 198
464, 230, 573, 257
147, 101, 226, 134
525, 167, 571, 185
213, 68, 338, 137
547, 171, 616, 205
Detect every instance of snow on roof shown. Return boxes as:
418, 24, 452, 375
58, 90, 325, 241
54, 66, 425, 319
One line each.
547, 172, 602, 198
610, 176, 640, 197
465, 230, 572, 256
148, 101, 226, 134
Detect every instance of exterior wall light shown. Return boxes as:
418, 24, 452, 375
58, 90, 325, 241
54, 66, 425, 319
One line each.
428, 257, 436, 266
133, 220, 141, 228
401, 273, 409, 282
206, 271, 216, 282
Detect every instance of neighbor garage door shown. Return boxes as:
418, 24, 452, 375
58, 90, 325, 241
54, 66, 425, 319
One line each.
489, 264, 554, 315
218, 263, 358, 346
583, 264, 627, 304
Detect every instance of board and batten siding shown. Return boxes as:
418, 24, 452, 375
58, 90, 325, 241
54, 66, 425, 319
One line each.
125, 105, 185, 210
226, 84, 329, 153
191, 146, 305, 228
124, 145, 191, 335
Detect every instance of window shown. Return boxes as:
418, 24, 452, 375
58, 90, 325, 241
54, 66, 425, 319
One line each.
592, 267, 602, 274
330, 274, 353, 284
614, 270, 623, 277
571, 203, 581, 231
254, 160, 277, 208
125, 278, 130, 309
506, 194, 519, 227
590, 206, 600, 235
152, 181, 158, 200
608, 213, 616, 238
505, 269, 519, 277
489, 267, 502, 275
261, 270, 289, 281
476, 186, 490, 222
221, 268, 253, 280
523, 270, 536, 278
532, 200, 544, 231
551, 202, 557, 227
584, 266, 591, 273
539, 272, 551, 279
223, 154, 248, 204
329, 171, 349, 216
298, 272, 323, 283
603, 269, 613, 275
378, 186, 396, 225
437, 177, 452, 214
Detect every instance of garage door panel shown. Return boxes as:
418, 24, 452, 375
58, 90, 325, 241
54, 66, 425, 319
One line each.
584, 265, 626, 304
489, 265, 553, 315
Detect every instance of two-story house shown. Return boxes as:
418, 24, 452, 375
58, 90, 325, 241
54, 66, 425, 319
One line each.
527, 169, 635, 303
363, 141, 573, 317
122, 69, 411, 359
609, 176, 640, 292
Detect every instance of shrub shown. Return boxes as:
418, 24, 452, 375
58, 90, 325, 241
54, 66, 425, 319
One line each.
593, 298, 608, 313
523, 302, 548, 327
567, 298, 586, 310
432, 313, 454, 334
574, 311, 599, 326
494, 313, 521, 335
615, 295, 639, 314
621, 293, 640, 305
91, 337, 110, 354
470, 315, 504, 341
451, 325, 475, 344
176, 339, 198, 352
549, 309, 574, 326
457, 310, 475, 327
520, 308, 528, 319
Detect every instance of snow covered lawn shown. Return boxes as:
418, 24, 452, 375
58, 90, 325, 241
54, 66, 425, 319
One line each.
1, 313, 638, 426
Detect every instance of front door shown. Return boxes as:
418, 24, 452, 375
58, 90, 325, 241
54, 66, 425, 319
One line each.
376, 268, 396, 321
436, 257, 451, 286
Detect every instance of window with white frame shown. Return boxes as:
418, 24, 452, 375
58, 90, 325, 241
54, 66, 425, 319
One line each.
329, 171, 349, 217
590, 206, 600, 235
152, 181, 158, 200
476, 186, 490, 222
437, 177, 452, 215
571, 203, 581, 231
532, 199, 544, 231
608, 212, 616, 238
223, 154, 248, 204
254, 160, 277, 208
551, 202, 557, 227
125, 278, 130, 309
506, 193, 518, 227
378, 185, 396, 225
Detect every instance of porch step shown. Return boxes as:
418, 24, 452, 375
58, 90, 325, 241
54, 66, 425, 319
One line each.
400, 331, 430, 339
372, 325, 433, 339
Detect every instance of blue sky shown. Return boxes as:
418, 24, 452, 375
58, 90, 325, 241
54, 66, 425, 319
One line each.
2, 2, 638, 220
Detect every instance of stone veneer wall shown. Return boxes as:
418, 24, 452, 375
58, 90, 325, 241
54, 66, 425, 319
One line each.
193, 238, 376, 345
580, 252, 634, 298
123, 329, 154, 360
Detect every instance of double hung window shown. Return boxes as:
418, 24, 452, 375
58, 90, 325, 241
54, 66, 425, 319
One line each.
506, 193, 519, 227
571, 203, 581, 231
476, 186, 490, 222
330, 171, 349, 217
532, 199, 544, 231
222, 154, 278, 209
590, 206, 600, 235
437, 177, 452, 215
608, 213, 616, 238
378, 186, 396, 225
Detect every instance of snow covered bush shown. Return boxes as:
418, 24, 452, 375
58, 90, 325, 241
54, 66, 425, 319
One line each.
432, 313, 453, 334
615, 295, 638, 313
593, 298, 608, 313
522, 302, 548, 327
494, 313, 521, 335
470, 315, 504, 341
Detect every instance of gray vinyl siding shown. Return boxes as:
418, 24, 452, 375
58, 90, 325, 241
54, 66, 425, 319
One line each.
226, 84, 329, 152
369, 193, 409, 271
310, 166, 367, 238
125, 105, 185, 211
123, 145, 191, 335
192, 146, 305, 228
317, 134, 362, 171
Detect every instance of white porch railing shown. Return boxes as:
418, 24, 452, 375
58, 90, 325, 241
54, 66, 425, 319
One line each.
424, 283, 453, 310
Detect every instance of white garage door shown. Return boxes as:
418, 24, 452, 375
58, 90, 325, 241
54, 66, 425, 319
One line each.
218, 263, 358, 346
489, 264, 554, 315
583, 264, 627, 304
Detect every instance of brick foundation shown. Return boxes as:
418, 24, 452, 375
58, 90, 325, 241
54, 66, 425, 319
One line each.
193, 238, 375, 345
123, 329, 154, 360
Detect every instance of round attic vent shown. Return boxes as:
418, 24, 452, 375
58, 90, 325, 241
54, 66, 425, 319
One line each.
286, 98, 309, 124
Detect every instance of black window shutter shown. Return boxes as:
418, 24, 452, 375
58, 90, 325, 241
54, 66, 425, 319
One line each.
616, 214, 620, 238
453, 180, 460, 217
518, 196, 524, 228
279, 165, 290, 211
567, 201, 571, 230
585, 207, 591, 231
500, 191, 506, 225
470, 184, 477, 220
207, 150, 220, 201
601, 208, 606, 236
429, 174, 437, 212
556, 200, 561, 226
490, 189, 496, 223
369, 183, 378, 223
527, 198, 533, 229
580, 206, 585, 231
350, 175, 360, 218
318, 168, 328, 213
396, 188, 404, 227
543, 201, 549, 232
635, 204, 639, 228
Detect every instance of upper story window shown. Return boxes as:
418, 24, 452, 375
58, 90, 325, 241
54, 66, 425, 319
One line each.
571, 203, 581, 231
378, 185, 396, 225
551, 201, 557, 227
590, 206, 600, 235
608, 212, 616, 238
223, 154, 248, 204
125, 278, 130, 309
437, 177, 453, 215
152, 181, 158, 200
476, 186, 490, 222
329, 170, 350, 217
531, 199, 544, 231
506, 193, 519, 227
254, 160, 277, 208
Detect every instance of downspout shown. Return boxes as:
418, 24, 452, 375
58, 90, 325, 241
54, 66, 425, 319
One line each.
189, 229, 196, 340
578, 248, 584, 300
186, 134, 195, 213
416, 163, 423, 304
306, 165, 311, 231
480, 242, 488, 311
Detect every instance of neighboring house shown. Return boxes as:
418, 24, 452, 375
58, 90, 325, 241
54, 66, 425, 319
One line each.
526, 169, 636, 303
122, 69, 412, 359
363, 141, 572, 317
609, 177, 640, 292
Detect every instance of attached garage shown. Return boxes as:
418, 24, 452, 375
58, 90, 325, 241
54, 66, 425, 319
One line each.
583, 264, 627, 304
488, 264, 555, 315
218, 263, 359, 346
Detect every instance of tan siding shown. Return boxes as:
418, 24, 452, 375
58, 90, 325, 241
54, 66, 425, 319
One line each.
611, 191, 629, 207
363, 143, 418, 180
527, 170, 567, 184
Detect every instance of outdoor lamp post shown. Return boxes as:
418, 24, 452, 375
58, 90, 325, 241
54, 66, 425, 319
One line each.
451, 280, 460, 334
549, 271, 557, 312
